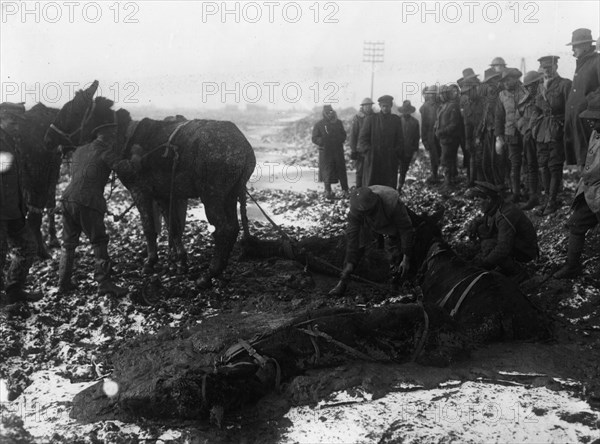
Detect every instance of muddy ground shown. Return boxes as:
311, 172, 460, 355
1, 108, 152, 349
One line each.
1, 118, 600, 443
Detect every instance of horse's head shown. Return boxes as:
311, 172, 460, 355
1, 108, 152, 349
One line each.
78, 97, 131, 152
406, 207, 445, 278
43, 80, 98, 152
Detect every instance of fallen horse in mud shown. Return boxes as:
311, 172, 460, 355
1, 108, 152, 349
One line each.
71, 211, 548, 426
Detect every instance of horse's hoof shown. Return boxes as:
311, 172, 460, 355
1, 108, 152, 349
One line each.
196, 276, 213, 289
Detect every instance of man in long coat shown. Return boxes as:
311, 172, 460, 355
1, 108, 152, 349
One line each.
564, 28, 600, 168
358, 95, 404, 188
420, 86, 441, 183
555, 93, 600, 278
459, 69, 483, 188
312, 105, 348, 199
397, 100, 420, 191
435, 84, 463, 191
349, 98, 374, 188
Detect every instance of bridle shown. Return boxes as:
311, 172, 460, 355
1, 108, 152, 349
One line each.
48, 123, 82, 147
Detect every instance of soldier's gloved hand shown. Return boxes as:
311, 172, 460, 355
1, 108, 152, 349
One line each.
350, 151, 358, 160
340, 263, 354, 280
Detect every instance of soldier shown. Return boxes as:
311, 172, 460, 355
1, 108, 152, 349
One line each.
358, 95, 405, 188
458, 69, 483, 188
397, 100, 420, 191
435, 84, 463, 192
564, 28, 600, 170
420, 86, 441, 184
477, 68, 505, 187
0, 102, 44, 308
349, 98, 375, 188
533, 55, 572, 215
58, 105, 142, 296
496, 68, 527, 203
516, 70, 545, 210
467, 181, 539, 281
329, 185, 415, 295
554, 93, 600, 278
490, 57, 507, 73
312, 105, 349, 199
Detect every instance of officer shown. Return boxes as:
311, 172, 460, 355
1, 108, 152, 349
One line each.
0, 102, 44, 307
349, 98, 375, 188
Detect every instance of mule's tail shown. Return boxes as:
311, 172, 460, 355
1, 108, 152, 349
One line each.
239, 184, 251, 239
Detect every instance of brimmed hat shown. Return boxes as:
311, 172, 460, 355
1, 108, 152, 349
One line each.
489, 57, 507, 67
501, 68, 523, 80
377, 95, 394, 105
483, 68, 502, 83
579, 93, 600, 119
473, 181, 501, 198
523, 70, 544, 86
398, 100, 416, 114
459, 68, 479, 83
360, 97, 374, 106
0, 102, 26, 120
323, 104, 334, 112
538, 55, 560, 67
90, 99, 117, 136
423, 85, 439, 95
566, 28, 595, 46
350, 187, 379, 212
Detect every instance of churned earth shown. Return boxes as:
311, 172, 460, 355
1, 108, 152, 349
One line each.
1, 114, 600, 443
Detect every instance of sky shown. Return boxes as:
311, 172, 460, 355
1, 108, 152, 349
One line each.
1, 0, 599, 114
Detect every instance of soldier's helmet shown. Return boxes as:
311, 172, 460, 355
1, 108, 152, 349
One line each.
489, 57, 507, 67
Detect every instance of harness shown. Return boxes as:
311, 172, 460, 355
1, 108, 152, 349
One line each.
419, 241, 490, 318
48, 123, 82, 149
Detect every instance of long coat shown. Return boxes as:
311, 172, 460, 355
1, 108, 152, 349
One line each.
575, 130, 600, 213
0, 128, 26, 220
400, 114, 420, 157
358, 113, 404, 187
311, 115, 347, 184
564, 50, 600, 166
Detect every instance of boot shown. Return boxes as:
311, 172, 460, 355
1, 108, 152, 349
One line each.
554, 234, 585, 279
94, 244, 127, 297
58, 248, 77, 292
521, 168, 539, 210
510, 173, 521, 203
520, 195, 540, 211
543, 169, 562, 215
540, 167, 550, 199
2, 284, 43, 305
323, 183, 334, 200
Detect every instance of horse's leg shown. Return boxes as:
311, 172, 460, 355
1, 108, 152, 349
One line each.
156, 197, 188, 272
132, 191, 159, 274
197, 193, 239, 289
46, 208, 60, 248
27, 210, 51, 260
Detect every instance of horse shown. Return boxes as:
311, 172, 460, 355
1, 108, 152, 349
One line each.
16, 103, 60, 259
406, 209, 547, 343
78, 97, 256, 288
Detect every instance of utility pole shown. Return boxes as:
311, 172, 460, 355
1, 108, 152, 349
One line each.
363, 41, 385, 99
520, 57, 527, 74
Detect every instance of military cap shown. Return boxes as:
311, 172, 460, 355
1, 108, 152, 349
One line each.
501, 68, 523, 80
323, 104, 334, 112
423, 85, 438, 95
0, 102, 26, 120
360, 97, 374, 106
350, 187, 379, 212
579, 92, 600, 120
537, 55, 559, 67
566, 28, 595, 46
523, 70, 544, 86
377, 95, 394, 104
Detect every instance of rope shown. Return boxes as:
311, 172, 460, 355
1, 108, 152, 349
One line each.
298, 325, 376, 362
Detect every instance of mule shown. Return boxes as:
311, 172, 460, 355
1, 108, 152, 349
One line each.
78, 97, 256, 287
406, 209, 547, 343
